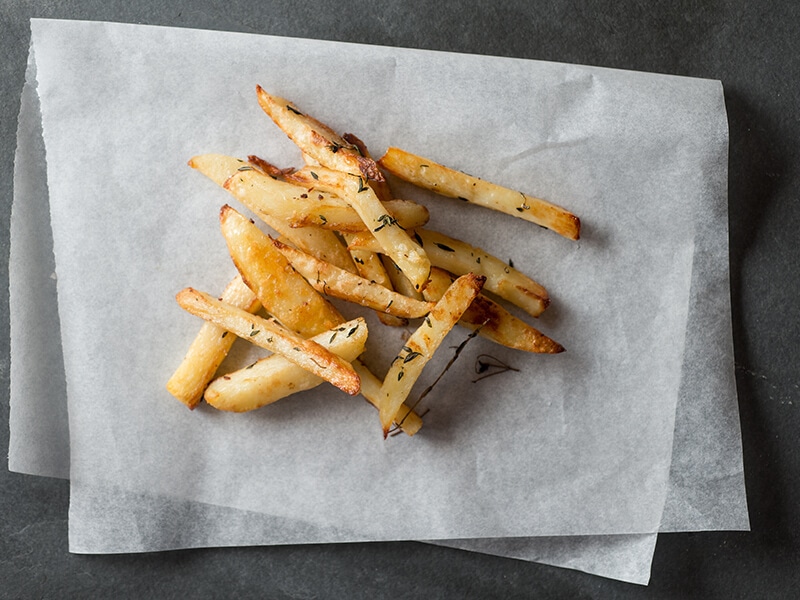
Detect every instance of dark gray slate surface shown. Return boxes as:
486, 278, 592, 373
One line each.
2, 2, 798, 598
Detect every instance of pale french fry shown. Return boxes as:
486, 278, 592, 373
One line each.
288, 199, 428, 233
166, 275, 260, 409
424, 268, 564, 354
188, 153, 248, 187
353, 359, 422, 436
288, 166, 431, 290
256, 85, 384, 182
176, 288, 360, 395
220, 205, 343, 337
377, 273, 485, 434
347, 228, 549, 317
378, 147, 581, 240
271, 238, 434, 319
204, 318, 367, 412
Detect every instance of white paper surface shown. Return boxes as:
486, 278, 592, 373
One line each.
9, 18, 752, 584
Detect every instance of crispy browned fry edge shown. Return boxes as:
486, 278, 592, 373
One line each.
378, 147, 581, 240
255, 85, 384, 182
377, 273, 485, 434
166, 275, 260, 408
424, 268, 564, 353
176, 288, 360, 395
271, 238, 434, 319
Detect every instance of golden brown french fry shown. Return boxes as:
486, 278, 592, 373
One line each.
378, 273, 485, 434
176, 288, 360, 395
271, 238, 434, 319
347, 228, 549, 317
166, 275, 260, 409
288, 166, 431, 290
353, 359, 422, 436
219, 205, 343, 338
255, 86, 384, 182
378, 147, 581, 240
424, 268, 564, 353
204, 318, 367, 412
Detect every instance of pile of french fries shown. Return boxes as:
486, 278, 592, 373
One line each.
167, 86, 580, 438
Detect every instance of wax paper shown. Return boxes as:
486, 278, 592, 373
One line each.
8, 19, 749, 585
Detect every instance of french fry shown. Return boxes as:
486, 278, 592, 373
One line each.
378, 147, 581, 240
271, 238, 434, 319
204, 318, 367, 412
220, 204, 343, 337
176, 288, 360, 395
288, 166, 431, 290
166, 275, 260, 408
256, 85, 384, 182
353, 359, 422, 436
424, 268, 564, 353
347, 228, 549, 317
377, 273, 485, 435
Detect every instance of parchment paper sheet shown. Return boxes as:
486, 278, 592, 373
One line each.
7, 19, 752, 584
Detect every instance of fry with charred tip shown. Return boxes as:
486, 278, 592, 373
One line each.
378, 273, 485, 435
378, 147, 581, 240
176, 288, 360, 395
255, 85, 384, 182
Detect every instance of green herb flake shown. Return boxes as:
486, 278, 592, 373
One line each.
286, 105, 304, 116
310, 171, 319, 180
434, 242, 455, 252
237, 165, 253, 171
357, 177, 368, 193
347, 325, 359, 337
397, 370, 405, 381
403, 351, 422, 364
374, 214, 399, 232
249, 329, 260, 337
